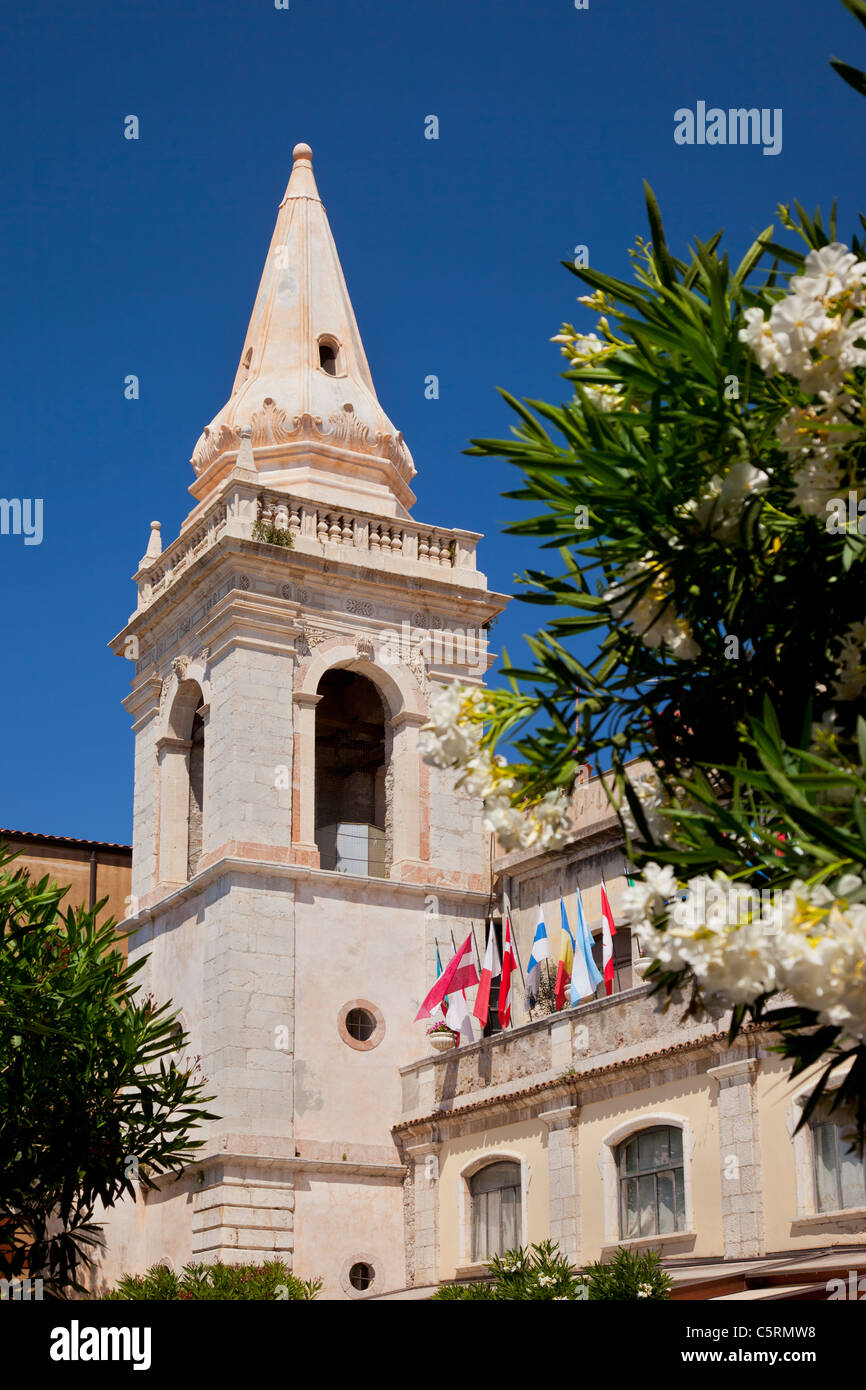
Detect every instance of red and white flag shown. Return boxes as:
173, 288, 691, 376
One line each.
415, 934, 479, 1020
473, 922, 501, 1026
499, 912, 517, 1029
600, 876, 617, 997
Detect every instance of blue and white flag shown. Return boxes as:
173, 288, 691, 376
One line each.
570, 884, 604, 1004
524, 919, 551, 1009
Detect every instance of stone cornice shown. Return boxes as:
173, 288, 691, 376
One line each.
117, 850, 492, 934
394, 1025, 771, 1139
708, 1057, 759, 1086
111, 530, 508, 663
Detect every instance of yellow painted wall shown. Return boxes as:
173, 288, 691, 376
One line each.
577, 1077, 723, 1261
437, 1119, 549, 1279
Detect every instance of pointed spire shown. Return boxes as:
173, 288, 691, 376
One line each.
190, 144, 416, 516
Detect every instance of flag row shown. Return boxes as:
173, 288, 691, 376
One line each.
415, 879, 618, 1045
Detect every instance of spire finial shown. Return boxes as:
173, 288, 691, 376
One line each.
279, 142, 319, 206
139, 519, 162, 570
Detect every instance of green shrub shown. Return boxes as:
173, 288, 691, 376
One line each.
433, 1240, 585, 1301
103, 1259, 321, 1301
251, 519, 294, 548
433, 1240, 673, 1300
433, 1280, 496, 1300
584, 1246, 673, 1300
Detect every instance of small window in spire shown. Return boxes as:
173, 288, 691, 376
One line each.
243, 347, 253, 369
318, 337, 340, 376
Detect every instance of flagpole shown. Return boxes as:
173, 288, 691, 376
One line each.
506, 897, 528, 994
470, 920, 484, 983
501, 883, 523, 1030
510, 914, 532, 1023
506, 900, 528, 1026
433, 935, 448, 1019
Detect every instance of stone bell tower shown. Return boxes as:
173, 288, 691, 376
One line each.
102, 144, 507, 1298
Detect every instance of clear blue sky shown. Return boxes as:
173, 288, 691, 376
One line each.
2, 0, 864, 843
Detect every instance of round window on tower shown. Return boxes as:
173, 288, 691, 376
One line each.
337, 998, 385, 1051
346, 1007, 375, 1042
350, 1262, 373, 1290
340, 1254, 379, 1298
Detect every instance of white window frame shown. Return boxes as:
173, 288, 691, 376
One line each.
458, 1151, 531, 1267
597, 1113, 696, 1248
788, 1067, 866, 1223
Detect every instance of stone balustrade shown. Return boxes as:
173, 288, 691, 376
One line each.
135, 484, 481, 611
398, 984, 725, 1124
137, 499, 228, 608
255, 490, 472, 570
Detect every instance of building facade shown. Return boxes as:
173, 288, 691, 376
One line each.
90, 146, 866, 1299
0, 828, 131, 929
395, 774, 866, 1298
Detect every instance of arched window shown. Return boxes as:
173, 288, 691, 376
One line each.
159, 679, 206, 886
470, 1161, 522, 1261
315, 670, 388, 877
187, 705, 205, 878
811, 1102, 866, 1212
616, 1126, 685, 1239
318, 337, 340, 376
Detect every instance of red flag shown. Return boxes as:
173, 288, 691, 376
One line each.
499, 914, 516, 1029
415, 934, 479, 1020
473, 923, 501, 1026
600, 876, 617, 997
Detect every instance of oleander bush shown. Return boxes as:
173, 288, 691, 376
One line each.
103, 1259, 321, 1301
432, 1239, 671, 1300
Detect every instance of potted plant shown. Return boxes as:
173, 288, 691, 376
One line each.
426, 1021, 457, 1052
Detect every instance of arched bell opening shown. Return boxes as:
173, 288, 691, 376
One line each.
314, 670, 389, 877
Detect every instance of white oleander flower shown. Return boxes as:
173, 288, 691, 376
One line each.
739, 243, 866, 400
620, 774, 675, 845
770, 294, 832, 357
790, 243, 866, 304
419, 682, 484, 768
421, 682, 575, 854
582, 383, 625, 412
521, 789, 573, 851
688, 462, 770, 542
638, 871, 866, 1039
791, 457, 845, 517
777, 396, 853, 466
605, 561, 699, 660
643, 862, 678, 902
739, 306, 785, 373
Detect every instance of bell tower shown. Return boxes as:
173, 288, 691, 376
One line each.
103, 144, 507, 1297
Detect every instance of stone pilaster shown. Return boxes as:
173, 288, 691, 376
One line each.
708, 1057, 764, 1258
540, 1102, 580, 1263
404, 1140, 440, 1286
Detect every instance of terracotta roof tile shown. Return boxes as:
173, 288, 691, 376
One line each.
0, 828, 132, 853
394, 1022, 769, 1132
